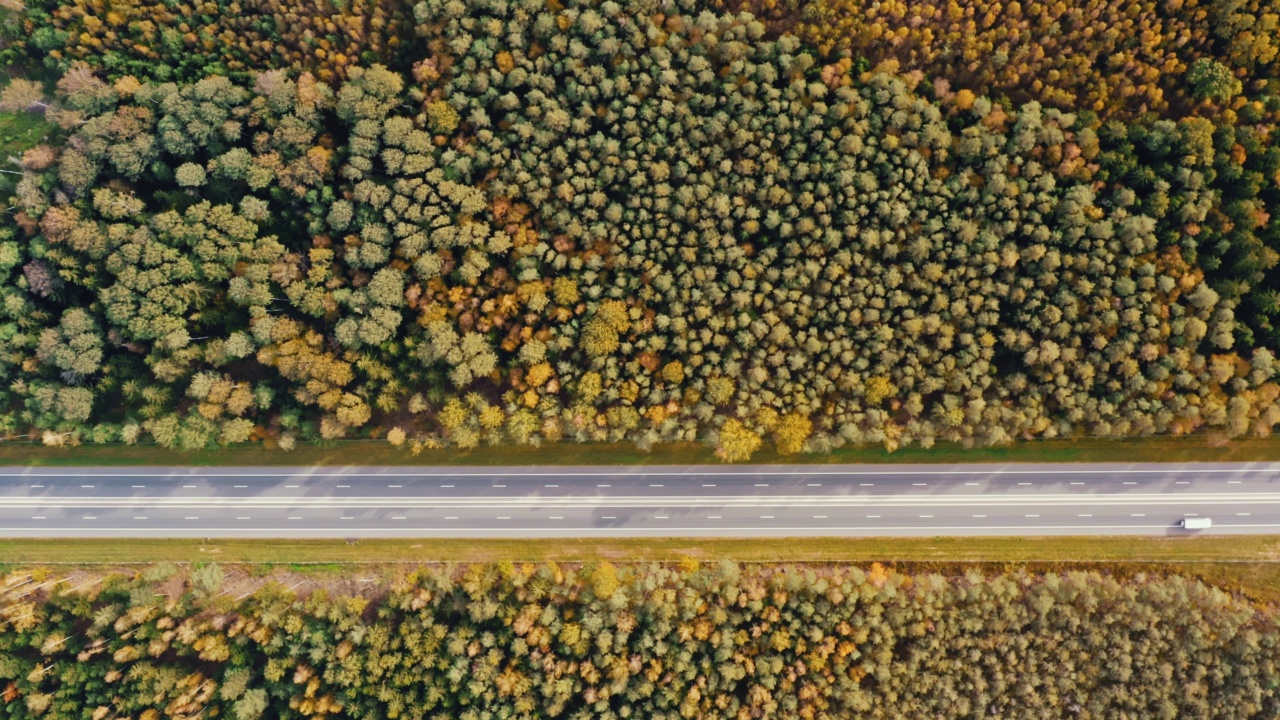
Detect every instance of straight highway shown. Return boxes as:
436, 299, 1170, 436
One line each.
2, 463, 1280, 537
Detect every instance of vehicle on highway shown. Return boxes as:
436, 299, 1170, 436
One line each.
1179, 517, 1212, 529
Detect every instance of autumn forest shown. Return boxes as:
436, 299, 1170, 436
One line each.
2, 0, 1280, 461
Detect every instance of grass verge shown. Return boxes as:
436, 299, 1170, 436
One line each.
3, 536, 1280, 601
5, 434, 1280, 466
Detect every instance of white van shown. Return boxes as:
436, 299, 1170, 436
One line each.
1180, 517, 1212, 529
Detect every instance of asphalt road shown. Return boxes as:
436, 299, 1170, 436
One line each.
2, 463, 1280, 537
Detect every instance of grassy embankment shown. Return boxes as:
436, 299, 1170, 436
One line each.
4, 434, 1280, 466
2, 536, 1280, 603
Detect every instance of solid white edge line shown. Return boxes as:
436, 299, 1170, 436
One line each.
8, 466, 1280, 478
4, 524, 1271, 532
10, 494, 1280, 506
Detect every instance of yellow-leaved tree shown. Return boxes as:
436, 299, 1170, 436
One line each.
774, 413, 813, 455
716, 419, 762, 463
